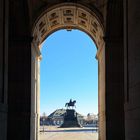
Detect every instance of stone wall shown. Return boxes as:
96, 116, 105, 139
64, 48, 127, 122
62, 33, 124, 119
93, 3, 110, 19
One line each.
124, 0, 140, 139
7, 1, 31, 140
105, 1, 125, 140
0, 0, 8, 140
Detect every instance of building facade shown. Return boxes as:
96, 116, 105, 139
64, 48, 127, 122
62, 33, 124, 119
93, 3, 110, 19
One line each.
40, 109, 85, 126
0, 1, 140, 140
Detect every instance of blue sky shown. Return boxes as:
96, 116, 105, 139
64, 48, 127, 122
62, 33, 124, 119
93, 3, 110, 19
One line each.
40, 29, 98, 116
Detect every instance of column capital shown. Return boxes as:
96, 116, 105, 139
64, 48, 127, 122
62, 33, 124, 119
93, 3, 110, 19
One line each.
96, 42, 105, 60
32, 39, 41, 58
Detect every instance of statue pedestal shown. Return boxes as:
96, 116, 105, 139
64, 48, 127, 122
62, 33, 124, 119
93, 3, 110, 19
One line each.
60, 109, 81, 128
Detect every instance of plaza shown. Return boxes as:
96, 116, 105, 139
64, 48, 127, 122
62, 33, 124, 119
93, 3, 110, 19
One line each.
40, 126, 98, 140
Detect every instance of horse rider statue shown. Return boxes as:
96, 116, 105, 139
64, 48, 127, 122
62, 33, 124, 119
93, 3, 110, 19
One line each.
65, 99, 76, 109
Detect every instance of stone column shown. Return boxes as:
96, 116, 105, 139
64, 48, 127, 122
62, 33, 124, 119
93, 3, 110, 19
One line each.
124, 0, 140, 139
36, 55, 41, 140
8, 1, 32, 140
105, 1, 125, 140
31, 41, 41, 140
96, 43, 106, 140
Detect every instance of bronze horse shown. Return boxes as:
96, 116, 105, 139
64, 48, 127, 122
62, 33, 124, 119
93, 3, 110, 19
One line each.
65, 99, 76, 109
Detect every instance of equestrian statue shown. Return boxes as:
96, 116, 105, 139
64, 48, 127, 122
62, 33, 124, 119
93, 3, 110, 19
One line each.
61, 99, 81, 127
65, 99, 76, 109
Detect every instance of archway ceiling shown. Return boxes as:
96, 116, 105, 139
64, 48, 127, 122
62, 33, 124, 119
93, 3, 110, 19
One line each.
32, 3, 104, 49
29, 0, 106, 22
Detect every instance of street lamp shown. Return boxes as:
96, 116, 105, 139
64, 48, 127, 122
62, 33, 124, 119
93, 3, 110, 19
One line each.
43, 112, 46, 132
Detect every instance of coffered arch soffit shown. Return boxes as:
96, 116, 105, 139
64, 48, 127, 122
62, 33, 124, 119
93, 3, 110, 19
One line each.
32, 3, 104, 51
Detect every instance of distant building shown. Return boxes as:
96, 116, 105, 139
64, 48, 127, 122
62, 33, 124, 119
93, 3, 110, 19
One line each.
83, 113, 98, 127
48, 109, 65, 126
40, 109, 85, 126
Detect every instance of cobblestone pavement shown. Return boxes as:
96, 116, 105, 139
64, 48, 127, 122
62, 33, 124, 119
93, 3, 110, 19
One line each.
40, 126, 98, 140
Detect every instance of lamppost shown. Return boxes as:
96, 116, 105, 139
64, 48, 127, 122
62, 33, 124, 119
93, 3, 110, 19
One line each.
42, 112, 46, 132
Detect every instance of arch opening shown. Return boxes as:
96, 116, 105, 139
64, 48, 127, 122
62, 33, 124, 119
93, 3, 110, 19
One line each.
31, 3, 105, 140
40, 29, 98, 139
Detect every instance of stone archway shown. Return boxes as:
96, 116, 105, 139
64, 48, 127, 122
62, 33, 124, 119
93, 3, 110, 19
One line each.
31, 3, 105, 140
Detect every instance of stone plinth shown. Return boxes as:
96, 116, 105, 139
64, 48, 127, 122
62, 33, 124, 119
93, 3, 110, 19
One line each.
60, 109, 81, 128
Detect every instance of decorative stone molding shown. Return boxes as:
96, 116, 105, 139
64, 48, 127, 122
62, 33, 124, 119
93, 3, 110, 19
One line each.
32, 3, 104, 51
31, 3, 106, 140
32, 39, 42, 58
